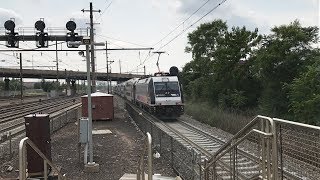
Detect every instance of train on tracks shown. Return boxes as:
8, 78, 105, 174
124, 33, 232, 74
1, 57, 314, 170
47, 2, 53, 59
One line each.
114, 67, 184, 119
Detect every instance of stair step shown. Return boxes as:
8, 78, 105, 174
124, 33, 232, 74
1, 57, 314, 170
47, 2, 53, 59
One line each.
119, 173, 179, 180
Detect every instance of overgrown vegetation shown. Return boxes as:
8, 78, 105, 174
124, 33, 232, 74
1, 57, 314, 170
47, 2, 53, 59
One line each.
0, 79, 24, 91
181, 19, 320, 127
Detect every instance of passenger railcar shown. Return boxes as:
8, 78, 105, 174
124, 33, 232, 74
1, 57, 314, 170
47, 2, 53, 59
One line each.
115, 67, 184, 119
135, 75, 184, 119
124, 78, 139, 102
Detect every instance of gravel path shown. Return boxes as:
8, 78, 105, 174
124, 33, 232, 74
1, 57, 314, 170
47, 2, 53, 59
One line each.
0, 96, 176, 180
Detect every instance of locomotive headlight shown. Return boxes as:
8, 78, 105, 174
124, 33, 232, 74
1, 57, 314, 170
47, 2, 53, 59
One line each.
162, 78, 169, 82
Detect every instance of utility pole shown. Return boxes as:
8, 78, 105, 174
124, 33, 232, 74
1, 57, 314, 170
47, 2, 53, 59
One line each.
82, 2, 100, 93
106, 41, 109, 93
19, 53, 23, 101
55, 39, 59, 84
31, 55, 34, 69
119, 59, 121, 74
144, 65, 146, 76
85, 43, 94, 166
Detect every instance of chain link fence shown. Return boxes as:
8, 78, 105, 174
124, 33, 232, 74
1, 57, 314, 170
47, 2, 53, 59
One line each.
126, 102, 201, 180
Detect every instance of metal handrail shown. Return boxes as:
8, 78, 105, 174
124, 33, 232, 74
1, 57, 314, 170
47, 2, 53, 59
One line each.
19, 137, 65, 180
203, 115, 278, 180
204, 129, 272, 168
273, 118, 320, 130
137, 132, 153, 180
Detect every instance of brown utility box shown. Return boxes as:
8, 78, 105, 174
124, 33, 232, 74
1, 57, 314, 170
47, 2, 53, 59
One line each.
24, 114, 51, 177
81, 92, 114, 120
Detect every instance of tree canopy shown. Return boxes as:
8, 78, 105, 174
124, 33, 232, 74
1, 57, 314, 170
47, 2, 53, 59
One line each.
181, 19, 319, 124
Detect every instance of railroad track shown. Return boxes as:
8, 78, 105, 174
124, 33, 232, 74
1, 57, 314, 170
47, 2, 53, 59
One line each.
0, 97, 80, 143
126, 101, 307, 180
0, 97, 67, 115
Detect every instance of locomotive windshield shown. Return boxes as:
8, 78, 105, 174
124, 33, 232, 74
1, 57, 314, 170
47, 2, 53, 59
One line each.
154, 82, 180, 97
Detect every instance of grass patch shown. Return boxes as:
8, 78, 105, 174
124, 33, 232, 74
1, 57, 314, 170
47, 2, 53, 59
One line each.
185, 101, 255, 134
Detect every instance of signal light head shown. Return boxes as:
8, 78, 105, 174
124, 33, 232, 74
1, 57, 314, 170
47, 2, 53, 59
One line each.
4, 20, 15, 31
35, 20, 46, 31
66, 21, 76, 32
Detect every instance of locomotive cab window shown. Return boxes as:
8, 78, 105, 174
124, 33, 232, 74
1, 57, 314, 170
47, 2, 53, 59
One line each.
154, 82, 180, 97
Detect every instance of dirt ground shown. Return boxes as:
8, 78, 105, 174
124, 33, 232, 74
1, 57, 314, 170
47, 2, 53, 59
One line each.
0, 96, 176, 180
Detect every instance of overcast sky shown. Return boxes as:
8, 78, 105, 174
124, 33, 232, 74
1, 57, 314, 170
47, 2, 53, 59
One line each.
0, 0, 319, 78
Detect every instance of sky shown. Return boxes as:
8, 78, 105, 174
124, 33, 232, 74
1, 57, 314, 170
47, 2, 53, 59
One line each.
0, 0, 319, 80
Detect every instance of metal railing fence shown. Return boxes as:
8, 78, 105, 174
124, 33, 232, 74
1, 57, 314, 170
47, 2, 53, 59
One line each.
19, 137, 65, 180
274, 118, 320, 180
137, 132, 153, 180
202, 115, 278, 180
126, 102, 201, 180
126, 100, 320, 180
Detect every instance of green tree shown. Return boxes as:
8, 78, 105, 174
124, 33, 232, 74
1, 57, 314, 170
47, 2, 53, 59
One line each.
253, 20, 319, 117
40, 79, 60, 92
182, 19, 262, 109
288, 57, 320, 125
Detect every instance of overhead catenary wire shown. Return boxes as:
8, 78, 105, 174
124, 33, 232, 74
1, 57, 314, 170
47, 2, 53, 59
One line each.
96, 34, 149, 48
129, 0, 228, 73
96, 0, 114, 20
19, 41, 82, 71
157, 0, 227, 51
151, 0, 212, 47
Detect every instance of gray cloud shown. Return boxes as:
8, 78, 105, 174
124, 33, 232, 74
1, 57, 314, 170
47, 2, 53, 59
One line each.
67, 12, 102, 36
176, 0, 270, 34
0, 8, 23, 28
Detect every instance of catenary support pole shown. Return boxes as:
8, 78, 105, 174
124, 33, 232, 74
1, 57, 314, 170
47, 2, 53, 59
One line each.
19, 53, 23, 101
90, 2, 96, 93
106, 41, 109, 93
85, 44, 93, 164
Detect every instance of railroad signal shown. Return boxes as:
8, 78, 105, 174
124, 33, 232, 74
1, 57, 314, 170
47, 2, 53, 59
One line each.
66, 20, 80, 48
4, 19, 19, 48
35, 19, 49, 48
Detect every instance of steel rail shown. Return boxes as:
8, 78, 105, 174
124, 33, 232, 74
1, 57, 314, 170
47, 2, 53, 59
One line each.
0, 101, 80, 136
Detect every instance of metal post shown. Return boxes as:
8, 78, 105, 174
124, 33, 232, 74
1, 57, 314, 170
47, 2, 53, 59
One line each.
261, 120, 266, 179
56, 39, 59, 83
106, 41, 109, 93
32, 55, 34, 69
19, 139, 27, 180
19, 53, 23, 101
44, 160, 48, 180
90, 2, 96, 93
119, 59, 121, 74
84, 143, 88, 164
144, 65, 146, 76
147, 132, 153, 180
86, 44, 94, 163
9, 132, 12, 157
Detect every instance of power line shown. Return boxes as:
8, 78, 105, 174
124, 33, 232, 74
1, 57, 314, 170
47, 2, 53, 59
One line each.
16, 41, 81, 71
157, 0, 227, 51
128, 0, 221, 73
96, 34, 148, 47
97, 0, 113, 20
130, 0, 228, 73
152, 0, 212, 47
